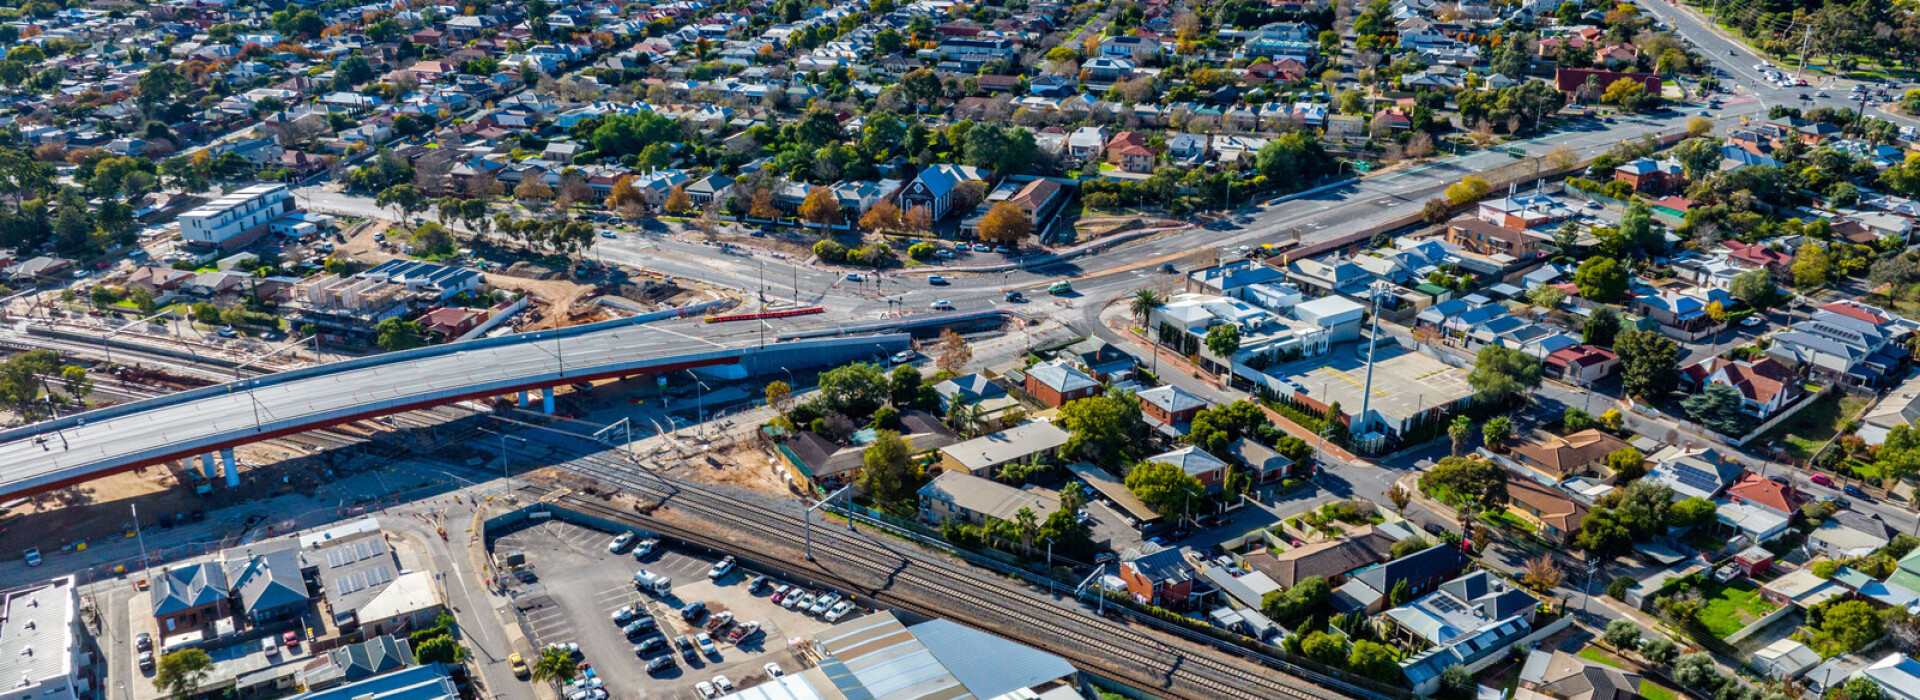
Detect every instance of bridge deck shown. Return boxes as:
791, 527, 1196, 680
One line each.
0, 319, 778, 498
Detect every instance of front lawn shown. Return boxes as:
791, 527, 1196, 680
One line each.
1698, 581, 1778, 639
1641, 682, 1683, 700
1763, 391, 1869, 461
1577, 647, 1623, 668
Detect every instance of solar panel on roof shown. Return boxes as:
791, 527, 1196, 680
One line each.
357, 541, 378, 561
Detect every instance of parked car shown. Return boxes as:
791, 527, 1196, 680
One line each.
748, 575, 770, 594
608, 532, 637, 553
811, 592, 839, 616
765, 662, 784, 677
1741, 316, 1765, 327
889, 350, 916, 365
681, 601, 707, 621
509, 653, 528, 677
769, 583, 790, 601
623, 617, 657, 637
1811, 473, 1834, 487
263, 638, 280, 657
786, 592, 812, 610
708, 556, 735, 580
631, 538, 658, 560
135, 633, 152, 652
612, 605, 638, 624
676, 634, 697, 661
1844, 484, 1869, 498
646, 655, 675, 674
696, 681, 717, 699
138, 651, 155, 671
825, 601, 855, 622
713, 676, 734, 694
283, 631, 300, 649
696, 633, 719, 658
634, 636, 668, 656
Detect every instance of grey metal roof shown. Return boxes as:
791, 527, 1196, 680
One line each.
153, 561, 229, 615
227, 545, 309, 616
0, 576, 78, 693
909, 619, 1075, 699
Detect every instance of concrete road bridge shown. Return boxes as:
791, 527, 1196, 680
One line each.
0, 304, 907, 501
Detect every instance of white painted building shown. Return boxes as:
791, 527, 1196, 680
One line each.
178, 184, 295, 252
0, 576, 89, 700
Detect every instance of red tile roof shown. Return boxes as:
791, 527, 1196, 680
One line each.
1546, 345, 1618, 369
1682, 357, 1799, 405
1820, 300, 1896, 325
1727, 473, 1808, 513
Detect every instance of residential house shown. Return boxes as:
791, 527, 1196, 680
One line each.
224, 545, 310, 625
1809, 511, 1892, 559
1678, 356, 1805, 419
1249, 526, 1394, 589
1146, 447, 1229, 491
1857, 653, 1920, 700
1227, 438, 1298, 483
1517, 649, 1641, 700
1023, 360, 1101, 407
1543, 345, 1620, 385
1724, 473, 1809, 517
936, 421, 1071, 476
1767, 302, 1916, 388
932, 373, 1009, 411
298, 636, 415, 691
1552, 68, 1661, 96
1331, 544, 1469, 615
152, 562, 230, 634
1754, 640, 1822, 681
1118, 543, 1194, 606
1393, 571, 1539, 695
1614, 158, 1684, 194
1066, 126, 1110, 161
1447, 216, 1555, 260
1645, 446, 1744, 500
1506, 429, 1630, 483
896, 164, 990, 222
1138, 385, 1209, 430
1505, 476, 1588, 545
917, 471, 1060, 527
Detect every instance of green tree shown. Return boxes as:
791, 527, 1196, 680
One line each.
58, 365, 91, 404
1681, 383, 1748, 435
1204, 324, 1241, 373
1669, 497, 1718, 528
1186, 400, 1271, 458
1482, 417, 1512, 450
1124, 460, 1204, 519
1299, 631, 1348, 665
817, 362, 890, 417
1616, 330, 1680, 399
1672, 652, 1721, 691
1419, 456, 1508, 511
1673, 137, 1723, 179
154, 649, 213, 698
1574, 257, 1628, 302
1347, 641, 1401, 682
1130, 289, 1163, 327
1606, 447, 1647, 480
1261, 576, 1330, 620
1822, 600, 1885, 652
1795, 242, 1833, 288
529, 646, 577, 684
1603, 619, 1642, 649
1059, 393, 1145, 462
375, 317, 426, 352
1619, 201, 1661, 253
1466, 345, 1543, 405
889, 365, 921, 407
414, 635, 467, 664
1449, 414, 1473, 457
1730, 268, 1773, 310
1641, 637, 1679, 666
861, 429, 918, 502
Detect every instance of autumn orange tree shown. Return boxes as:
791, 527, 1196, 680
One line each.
798, 186, 843, 227
861, 200, 903, 232
976, 202, 1032, 246
605, 174, 644, 215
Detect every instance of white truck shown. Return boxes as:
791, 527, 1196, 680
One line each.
634, 569, 671, 595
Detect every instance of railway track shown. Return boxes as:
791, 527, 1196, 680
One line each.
538, 444, 1379, 700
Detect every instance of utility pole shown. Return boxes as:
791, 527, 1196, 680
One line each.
804, 485, 852, 561
1795, 24, 1813, 78
1356, 281, 1385, 447
130, 503, 149, 580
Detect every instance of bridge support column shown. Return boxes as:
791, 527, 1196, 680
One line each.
198, 453, 215, 478
517, 391, 528, 408
542, 387, 556, 415
221, 448, 239, 487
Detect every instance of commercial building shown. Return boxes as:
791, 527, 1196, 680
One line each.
178, 184, 296, 252
937, 422, 1070, 476
723, 611, 1082, 700
0, 576, 94, 700
290, 663, 457, 700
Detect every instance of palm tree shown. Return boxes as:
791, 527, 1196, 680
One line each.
946, 400, 985, 438
1130, 289, 1163, 327
529, 647, 576, 685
